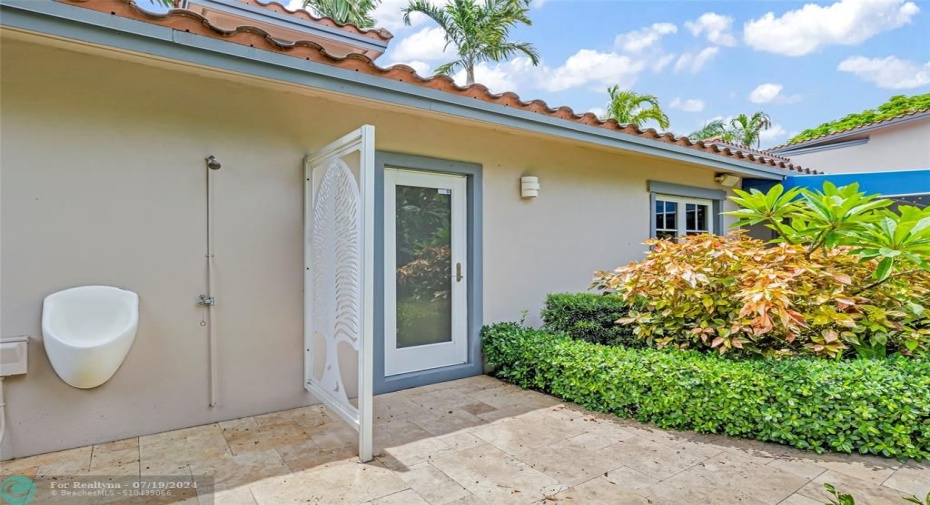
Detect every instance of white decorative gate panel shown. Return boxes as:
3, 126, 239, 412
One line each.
304, 126, 374, 462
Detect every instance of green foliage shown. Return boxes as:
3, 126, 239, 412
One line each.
789, 93, 930, 145
904, 492, 930, 505
590, 182, 930, 359
604, 87, 670, 130
824, 483, 857, 505
689, 111, 773, 147
540, 293, 640, 347
403, 0, 539, 84
727, 183, 930, 281
823, 484, 930, 505
482, 323, 930, 459
593, 232, 930, 359
303, 0, 382, 28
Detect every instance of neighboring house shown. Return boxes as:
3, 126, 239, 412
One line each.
769, 107, 930, 174
0, 0, 811, 460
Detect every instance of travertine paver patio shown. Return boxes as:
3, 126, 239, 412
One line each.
2, 375, 927, 504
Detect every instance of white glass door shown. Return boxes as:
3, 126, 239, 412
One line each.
384, 169, 468, 376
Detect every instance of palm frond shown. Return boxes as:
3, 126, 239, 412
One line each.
606, 86, 670, 130
405, 0, 538, 85
304, 0, 381, 28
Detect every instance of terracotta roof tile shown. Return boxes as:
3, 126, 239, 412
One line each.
236, 0, 393, 41
707, 139, 793, 163
771, 106, 930, 151
63, 0, 817, 175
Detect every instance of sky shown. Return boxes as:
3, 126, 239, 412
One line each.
148, 0, 930, 148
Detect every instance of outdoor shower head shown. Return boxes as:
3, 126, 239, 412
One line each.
205, 155, 221, 170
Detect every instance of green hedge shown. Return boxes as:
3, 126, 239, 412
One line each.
482, 323, 930, 459
541, 293, 640, 347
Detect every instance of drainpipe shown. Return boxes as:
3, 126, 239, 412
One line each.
201, 155, 221, 407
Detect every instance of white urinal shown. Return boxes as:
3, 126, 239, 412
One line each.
42, 286, 139, 389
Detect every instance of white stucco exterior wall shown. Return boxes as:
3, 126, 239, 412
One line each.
0, 35, 741, 459
784, 119, 930, 174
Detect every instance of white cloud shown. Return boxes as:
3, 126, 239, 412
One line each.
673, 47, 719, 74
398, 60, 432, 76
389, 26, 452, 61
743, 0, 919, 56
448, 49, 645, 94
685, 13, 736, 46
370, 0, 449, 32
746, 83, 802, 104
760, 123, 788, 144
748, 83, 783, 103
542, 49, 644, 92
452, 57, 536, 93
838, 56, 930, 89
587, 106, 607, 119
651, 54, 675, 72
614, 23, 677, 53
669, 97, 705, 112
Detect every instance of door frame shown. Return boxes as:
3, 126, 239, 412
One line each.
373, 152, 483, 394
384, 169, 468, 377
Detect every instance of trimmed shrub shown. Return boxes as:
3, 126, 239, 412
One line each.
541, 293, 640, 347
482, 322, 930, 460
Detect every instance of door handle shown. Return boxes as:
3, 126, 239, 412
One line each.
455, 262, 463, 282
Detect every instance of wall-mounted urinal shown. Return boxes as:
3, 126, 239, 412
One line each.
42, 286, 139, 389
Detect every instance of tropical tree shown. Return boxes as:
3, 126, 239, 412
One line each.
689, 111, 772, 147
605, 86, 670, 130
690, 119, 733, 142
729, 112, 772, 148
303, 0, 381, 28
402, 0, 540, 85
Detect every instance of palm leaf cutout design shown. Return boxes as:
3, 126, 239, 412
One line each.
311, 158, 361, 403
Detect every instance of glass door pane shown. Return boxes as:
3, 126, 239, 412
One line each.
394, 185, 453, 348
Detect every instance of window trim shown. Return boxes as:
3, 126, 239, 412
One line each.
647, 181, 726, 238
654, 195, 713, 238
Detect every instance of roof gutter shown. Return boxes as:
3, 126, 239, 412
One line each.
0, 0, 787, 181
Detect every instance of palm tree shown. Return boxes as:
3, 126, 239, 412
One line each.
402, 0, 540, 85
689, 119, 733, 142
303, 0, 381, 28
605, 86, 670, 130
728, 112, 772, 148
689, 112, 772, 147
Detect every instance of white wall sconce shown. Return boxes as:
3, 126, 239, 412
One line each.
715, 173, 740, 187
521, 176, 540, 198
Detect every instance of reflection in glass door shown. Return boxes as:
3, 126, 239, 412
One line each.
384, 169, 467, 376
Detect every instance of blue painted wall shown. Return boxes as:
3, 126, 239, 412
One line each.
743, 169, 930, 198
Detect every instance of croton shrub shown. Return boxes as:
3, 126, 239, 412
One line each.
592, 183, 930, 359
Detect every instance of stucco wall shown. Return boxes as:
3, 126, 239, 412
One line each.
785, 119, 930, 174
0, 37, 737, 458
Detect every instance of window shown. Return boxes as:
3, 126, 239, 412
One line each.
654, 195, 711, 239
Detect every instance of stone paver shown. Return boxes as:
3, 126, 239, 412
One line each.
2, 375, 926, 505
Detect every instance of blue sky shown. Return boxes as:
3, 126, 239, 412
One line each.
150, 0, 930, 147
368, 0, 930, 147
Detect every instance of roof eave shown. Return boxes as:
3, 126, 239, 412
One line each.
0, 0, 787, 181
771, 109, 930, 154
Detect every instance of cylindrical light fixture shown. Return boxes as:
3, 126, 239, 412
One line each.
521, 176, 540, 198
